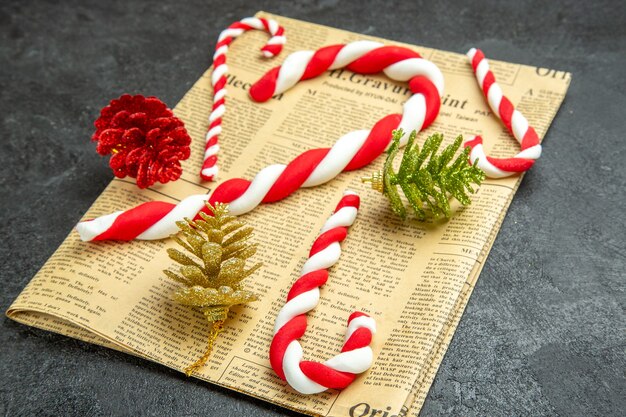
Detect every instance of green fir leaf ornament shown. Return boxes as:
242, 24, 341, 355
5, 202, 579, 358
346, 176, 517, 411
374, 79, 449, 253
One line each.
362, 129, 486, 220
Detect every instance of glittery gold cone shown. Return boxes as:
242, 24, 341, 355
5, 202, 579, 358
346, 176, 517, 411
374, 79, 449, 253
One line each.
163, 202, 262, 376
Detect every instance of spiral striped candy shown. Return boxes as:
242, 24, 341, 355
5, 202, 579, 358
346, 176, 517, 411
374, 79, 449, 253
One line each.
200, 17, 286, 182
270, 191, 376, 394
76, 41, 444, 241
464, 48, 542, 178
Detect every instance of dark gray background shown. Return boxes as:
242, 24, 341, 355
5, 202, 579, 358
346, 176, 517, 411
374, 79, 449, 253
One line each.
1, 1, 624, 416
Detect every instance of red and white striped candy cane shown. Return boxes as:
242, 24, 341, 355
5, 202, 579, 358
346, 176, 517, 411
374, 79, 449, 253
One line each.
76, 195, 211, 241
200, 17, 286, 182
464, 48, 542, 178
76, 41, 444, 241
269, 191, 375, 394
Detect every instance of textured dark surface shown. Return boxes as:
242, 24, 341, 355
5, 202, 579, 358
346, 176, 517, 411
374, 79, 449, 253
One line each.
1, 0, 625, 416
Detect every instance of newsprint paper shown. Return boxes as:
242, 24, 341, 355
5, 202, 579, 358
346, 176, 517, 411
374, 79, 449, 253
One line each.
8, 11, 570, 417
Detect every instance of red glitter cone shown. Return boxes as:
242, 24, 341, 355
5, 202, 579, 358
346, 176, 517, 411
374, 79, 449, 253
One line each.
92, 94, 191, 188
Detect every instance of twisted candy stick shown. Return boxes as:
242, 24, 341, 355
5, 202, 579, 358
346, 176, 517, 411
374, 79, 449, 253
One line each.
200, 17, 286, 181
270, 191, 376, 394
464, 48, 542, 178
76, 195, 211, 241
76, 41, 444, 241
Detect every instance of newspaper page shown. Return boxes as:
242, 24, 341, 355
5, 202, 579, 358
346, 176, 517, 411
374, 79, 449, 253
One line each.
7, 11, 570, 417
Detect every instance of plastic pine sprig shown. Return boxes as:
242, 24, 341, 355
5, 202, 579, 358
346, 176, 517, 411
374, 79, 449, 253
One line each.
362, 129, 485, 220
164, 202, 262, 376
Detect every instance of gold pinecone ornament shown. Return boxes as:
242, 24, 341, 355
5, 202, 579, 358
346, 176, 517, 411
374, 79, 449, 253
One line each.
164, 202, 262, 376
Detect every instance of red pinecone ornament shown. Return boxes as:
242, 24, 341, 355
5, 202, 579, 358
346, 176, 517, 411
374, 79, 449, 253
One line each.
92, 94, 191, 189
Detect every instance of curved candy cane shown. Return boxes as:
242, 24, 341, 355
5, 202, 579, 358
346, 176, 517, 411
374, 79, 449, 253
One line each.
465, 48, 542, 178
76, 41, 444, 241
270, 191, 375, 394
201, 17, 286, 182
